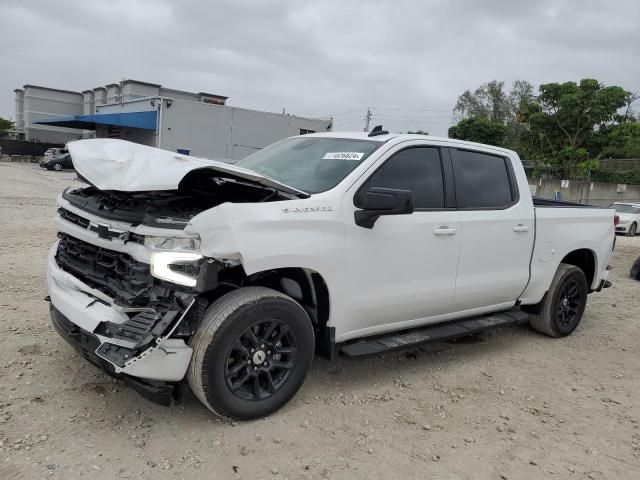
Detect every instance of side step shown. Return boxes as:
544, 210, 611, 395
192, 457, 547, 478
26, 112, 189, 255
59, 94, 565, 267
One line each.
339, 308, 529, 358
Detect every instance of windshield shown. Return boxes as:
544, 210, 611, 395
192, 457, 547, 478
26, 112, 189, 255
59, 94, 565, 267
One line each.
238, 137, 383, 193
611, 204, 640, 214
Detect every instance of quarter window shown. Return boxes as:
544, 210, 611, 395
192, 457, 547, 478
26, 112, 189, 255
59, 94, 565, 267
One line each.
452, 149, 515, 208
363, 147, 445, 209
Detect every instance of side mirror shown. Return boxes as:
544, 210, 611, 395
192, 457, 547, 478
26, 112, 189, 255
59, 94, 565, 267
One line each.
354, 187, 414, 229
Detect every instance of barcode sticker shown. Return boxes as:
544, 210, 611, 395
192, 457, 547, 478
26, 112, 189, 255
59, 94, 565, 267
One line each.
322, 152, 365, 161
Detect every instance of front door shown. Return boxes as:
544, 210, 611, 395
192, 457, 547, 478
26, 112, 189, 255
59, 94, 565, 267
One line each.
342, 145, 461, 339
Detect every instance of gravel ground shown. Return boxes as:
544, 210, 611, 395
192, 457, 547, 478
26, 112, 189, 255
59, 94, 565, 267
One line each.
1, 162, 639, 480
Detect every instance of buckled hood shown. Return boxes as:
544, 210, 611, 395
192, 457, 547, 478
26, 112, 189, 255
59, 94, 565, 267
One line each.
67, 139, 308, 197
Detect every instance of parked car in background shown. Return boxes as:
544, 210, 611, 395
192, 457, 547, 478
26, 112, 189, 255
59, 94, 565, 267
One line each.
43, 147, 66, 160
40, 149, 73, 171
610, 202, 640, 236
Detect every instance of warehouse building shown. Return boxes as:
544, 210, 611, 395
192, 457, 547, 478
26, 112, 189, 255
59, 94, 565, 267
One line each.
13, 80, 332, 159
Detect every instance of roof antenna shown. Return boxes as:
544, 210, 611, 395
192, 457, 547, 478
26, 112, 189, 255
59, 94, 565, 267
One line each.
368, 125, 389, 137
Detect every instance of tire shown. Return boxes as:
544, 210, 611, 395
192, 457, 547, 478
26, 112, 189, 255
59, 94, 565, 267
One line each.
53, 163, 62, 171
529, 263, 588, 337
188, 287, 314, 420
627, 222, 637, 237
630, 256, 640, 280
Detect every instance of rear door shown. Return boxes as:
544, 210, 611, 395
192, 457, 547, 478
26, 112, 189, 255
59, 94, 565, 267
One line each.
449, 148, 534, 312
342, 144, 461, 337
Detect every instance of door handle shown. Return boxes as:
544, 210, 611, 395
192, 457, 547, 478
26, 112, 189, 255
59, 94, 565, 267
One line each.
513, 224, 530, 232
433, 226, 457, 236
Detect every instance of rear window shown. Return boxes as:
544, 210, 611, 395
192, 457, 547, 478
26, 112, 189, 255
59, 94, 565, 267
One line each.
452, 149, 515, 209
611, 204, 640, 214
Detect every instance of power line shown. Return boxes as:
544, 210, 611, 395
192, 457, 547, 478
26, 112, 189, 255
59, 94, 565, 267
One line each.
374, 114, 454, 120
322, 107, 368, 117
373, 117, 454, 124
330, 115, 366, 122
375, 106, 452, 112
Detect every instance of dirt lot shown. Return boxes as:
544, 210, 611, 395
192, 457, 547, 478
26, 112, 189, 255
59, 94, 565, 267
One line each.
1, 162, 639, 480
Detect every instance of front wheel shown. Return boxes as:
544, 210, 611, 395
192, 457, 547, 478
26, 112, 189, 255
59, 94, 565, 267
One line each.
627, 222, 637, 237
188, 287, 314, 420
529, 263, 588, 337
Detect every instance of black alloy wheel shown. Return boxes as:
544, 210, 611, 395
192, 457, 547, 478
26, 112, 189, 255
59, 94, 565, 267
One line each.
188, 287, 315, 419
224, 319, 298, 401
554, 278, 585, 334
529, 263, 588, 337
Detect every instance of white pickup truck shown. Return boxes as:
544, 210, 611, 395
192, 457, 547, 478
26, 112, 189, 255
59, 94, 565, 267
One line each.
47, 130, 615, 419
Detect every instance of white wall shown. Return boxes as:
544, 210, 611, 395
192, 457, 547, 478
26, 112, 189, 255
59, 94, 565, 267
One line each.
122, 82, 160, 101
159, 99, 332, 160
94, 125, 156, 146
22, 86, 84, 142
97, 98, 157, 114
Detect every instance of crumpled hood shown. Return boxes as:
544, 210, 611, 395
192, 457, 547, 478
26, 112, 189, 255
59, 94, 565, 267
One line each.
66, 139, 307, 196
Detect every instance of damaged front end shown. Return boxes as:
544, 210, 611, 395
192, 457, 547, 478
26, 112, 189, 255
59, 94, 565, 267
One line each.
47, 139, 301, 405
48, 231, 211, 405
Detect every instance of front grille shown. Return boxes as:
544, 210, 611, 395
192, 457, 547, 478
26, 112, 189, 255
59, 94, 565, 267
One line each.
58, 207, 90, 229
55, 233, 154, 305
58, 208, 144, 245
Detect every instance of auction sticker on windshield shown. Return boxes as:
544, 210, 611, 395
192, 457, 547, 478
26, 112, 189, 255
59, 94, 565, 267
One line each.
322, 152, 365, 161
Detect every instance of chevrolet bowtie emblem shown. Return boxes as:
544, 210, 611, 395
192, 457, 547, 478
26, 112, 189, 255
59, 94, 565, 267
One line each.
88, 221, 129, 241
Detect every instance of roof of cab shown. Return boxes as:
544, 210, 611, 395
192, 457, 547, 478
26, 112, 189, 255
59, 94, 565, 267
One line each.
302, 131, 518, 156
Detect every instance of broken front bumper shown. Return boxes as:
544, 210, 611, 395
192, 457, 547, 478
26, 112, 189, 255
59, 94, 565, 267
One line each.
46, 243, 194, 390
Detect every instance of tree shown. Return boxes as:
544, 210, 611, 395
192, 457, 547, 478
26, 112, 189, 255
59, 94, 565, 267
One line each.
448, 117, 507, 146
453, 80, 535, 125
509, 80, 535, 121
454, 80, 511, 123
524, 79, 628, 178
451, 78, 637, 180
0, 116, 13, 133
407, 130, 429, 135
527, 79, 627, 150
605, 122, 640, 158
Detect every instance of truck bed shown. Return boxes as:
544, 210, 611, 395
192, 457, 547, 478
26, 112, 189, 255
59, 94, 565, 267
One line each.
532, 197, 599, 208
519, 203, 615, 305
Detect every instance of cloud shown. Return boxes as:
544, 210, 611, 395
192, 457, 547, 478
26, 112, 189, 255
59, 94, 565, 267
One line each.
1, 0, 638, 136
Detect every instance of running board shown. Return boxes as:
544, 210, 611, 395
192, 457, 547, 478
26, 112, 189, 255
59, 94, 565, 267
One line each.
339, 309, 529, 358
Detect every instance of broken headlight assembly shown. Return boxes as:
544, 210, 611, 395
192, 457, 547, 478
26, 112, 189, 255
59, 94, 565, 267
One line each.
146, 235, 203, 287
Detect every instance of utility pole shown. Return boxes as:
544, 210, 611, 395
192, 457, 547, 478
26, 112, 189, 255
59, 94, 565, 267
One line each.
363, 107, 372, 132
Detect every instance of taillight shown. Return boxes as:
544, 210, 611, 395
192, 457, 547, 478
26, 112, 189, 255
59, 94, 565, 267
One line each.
614, 214, 620, 226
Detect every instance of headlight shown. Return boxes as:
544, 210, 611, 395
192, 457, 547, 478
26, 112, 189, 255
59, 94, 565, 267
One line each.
144, 236, 200, 251
150, 251, 203, 287
146, 235, 202, 287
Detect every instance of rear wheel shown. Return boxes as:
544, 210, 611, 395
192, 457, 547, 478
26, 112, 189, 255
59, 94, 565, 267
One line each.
627, 222, 637, 237
188, 287, 314, 419
529, 263, 588, 337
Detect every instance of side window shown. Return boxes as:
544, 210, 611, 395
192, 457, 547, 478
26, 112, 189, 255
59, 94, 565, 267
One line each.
363, 147, 445, 209
452, 149, 515, 209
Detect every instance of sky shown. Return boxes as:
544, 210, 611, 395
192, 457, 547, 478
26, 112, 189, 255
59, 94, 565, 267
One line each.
1, 0, 639, 137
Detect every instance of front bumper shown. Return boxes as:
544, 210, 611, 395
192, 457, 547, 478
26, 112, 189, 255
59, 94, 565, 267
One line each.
615, 224, 630, 233
47, 243, 193, 387
50, 305, 178, 405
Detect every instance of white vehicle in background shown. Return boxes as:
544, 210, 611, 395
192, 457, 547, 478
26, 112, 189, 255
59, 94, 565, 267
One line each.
43, 147, 66, 160
47, 129, 616, 419
610, 202, 640, 236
